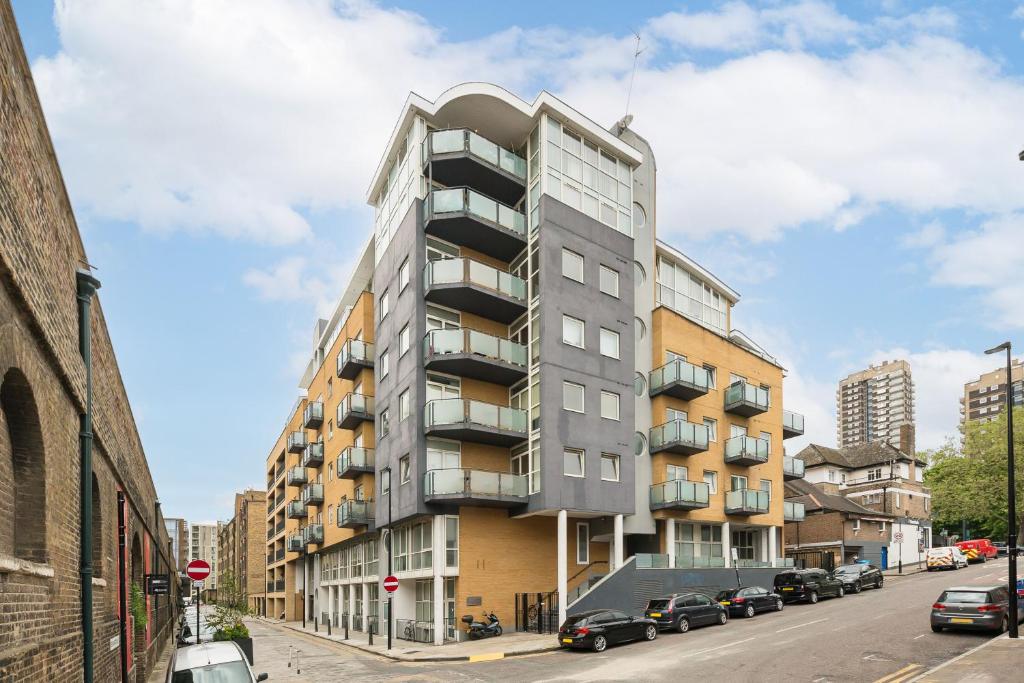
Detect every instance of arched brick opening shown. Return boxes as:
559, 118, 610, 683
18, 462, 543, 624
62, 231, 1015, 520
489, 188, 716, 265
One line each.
0, 368, 47, 563
91, 472, 103, 577
130, 532, 146, 676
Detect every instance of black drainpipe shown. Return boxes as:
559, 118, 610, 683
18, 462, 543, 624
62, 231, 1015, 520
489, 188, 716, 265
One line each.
77, 268, 101, 683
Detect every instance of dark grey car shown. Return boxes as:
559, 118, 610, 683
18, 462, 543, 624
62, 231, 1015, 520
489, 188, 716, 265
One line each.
833, 564, 883, 593
930, 585, 1024, 633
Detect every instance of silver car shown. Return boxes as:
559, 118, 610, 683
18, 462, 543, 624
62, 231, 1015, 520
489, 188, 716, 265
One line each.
930, 585, 1023, 634
169, 641, 269, 683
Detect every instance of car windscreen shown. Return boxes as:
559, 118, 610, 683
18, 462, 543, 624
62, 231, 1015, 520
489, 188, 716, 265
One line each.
774, 573, 803, 586
714, 590, 736, 601
561, 614, 593, 629
939, 591, 988, 604
833, 566, 860, 574
172, 660, 252, 683
647, 599, 671, 610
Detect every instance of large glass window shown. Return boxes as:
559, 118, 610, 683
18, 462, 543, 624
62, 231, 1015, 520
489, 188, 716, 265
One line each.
600, 391, 620, 420
445, 516, 459, 567
667, 464, 687, 481
564, 448, 585, 477
601, 454, 620, 481
576, 523, 590, 564
415, 579, 433, 623
563, 381, 585, 413
599, 265, 619, 298
411, 521, 432, 570
600, 328, 620, 359
656, 256, 728, 334
426, 438, 461, 470
675, 523, 723, 564
562, 248, 584, 283
562, 315, 585, 348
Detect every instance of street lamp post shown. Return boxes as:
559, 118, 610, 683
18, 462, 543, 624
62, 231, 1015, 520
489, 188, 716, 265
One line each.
985, 341, 1017, 638
382, 466, 393, 651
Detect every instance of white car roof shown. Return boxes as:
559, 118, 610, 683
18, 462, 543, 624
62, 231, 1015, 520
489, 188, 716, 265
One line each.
174, 642, 245, 671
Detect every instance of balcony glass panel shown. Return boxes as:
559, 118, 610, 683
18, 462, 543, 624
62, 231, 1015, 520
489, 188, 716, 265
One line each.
725, 488, 770, 513
429, 129, 527, 179
339, 339, 374, 367
431, 129, 464, 154
724, 435, 769, 463
650, 359, 710, 394
424, 468, 528, 497
425, 398, 527, 433
467, 131, 500, 167
724, 381, 769, 410
424, 329, 527, 367
649, 420, 709, 451
784, 501, 806, 521
783, 456, 806, 478
649, 479, 710, 507
783, 410, 805, 432
340, 447, 375, 471
424, 258, 526, 301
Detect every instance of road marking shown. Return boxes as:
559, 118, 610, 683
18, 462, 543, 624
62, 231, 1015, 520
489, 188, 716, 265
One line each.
776, 617, 828, 633
678, 636, 756, 659
888, 665, 923, 683
913, 634, 926, 640
468, 652, 504, 662
873, 663, 922, 683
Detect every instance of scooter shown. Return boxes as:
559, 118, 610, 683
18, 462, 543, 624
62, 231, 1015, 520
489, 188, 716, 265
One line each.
462, 612, 502, 640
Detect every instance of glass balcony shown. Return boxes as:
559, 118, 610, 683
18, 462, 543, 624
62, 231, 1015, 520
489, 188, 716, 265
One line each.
301, 441, 324, 467
303, 401, 323, 429
423, 468, 528, 507
337, 339, 374, 381
724, 380, 769, 417
424, 188, 527, 261
648, 359, 710, 401
672, 555, 727, 569
286, 466, 308, 487
301, 483, 324, 506
783, 410, 805, 439
649, 420, 710, 455
286, 534, 303, 552
424, 398, 528, 447
337, 500, 375, 529
286, 500, 307, 519
783, 456, 805, 480
338, 392, 374, 430
287, 431, 307, 453
424, 129, 527, 206
423, 328, 527, 385
784, 501, 806, 522
338, 447, 375, 479
724, 489, 770, 516
302, 524, 324, 546
649, 480, 710, 511
423, 258, 527, 324
724, 435, 769, 466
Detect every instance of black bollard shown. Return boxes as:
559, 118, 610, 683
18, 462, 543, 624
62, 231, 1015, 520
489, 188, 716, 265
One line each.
314, 617, 318, 633
344, 620, 349, 640
327, 619, 332, 636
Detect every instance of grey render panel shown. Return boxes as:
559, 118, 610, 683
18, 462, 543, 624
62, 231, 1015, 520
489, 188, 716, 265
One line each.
528, 195, 635, 516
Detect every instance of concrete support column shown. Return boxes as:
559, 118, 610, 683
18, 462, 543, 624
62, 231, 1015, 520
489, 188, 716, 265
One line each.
557, 510, 568, 628
768, 526, 778, 566
761, 529, 769, 563
348, 582, 357, 633
613, 514, 624, 570
362, 582, 371, 636
326, 584, 334, 626
433, 515, 445, 645
722, 522, 731, 568
666, 518, 676, 568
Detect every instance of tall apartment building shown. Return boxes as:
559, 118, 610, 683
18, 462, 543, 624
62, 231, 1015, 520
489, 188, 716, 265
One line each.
263, 83, 806, 643
836, 360, 915, 452
961, 359, 1023, 425
215, 491, 267, 610
165, 517, 189, 571
190, 522, 219, 590
217, 519, 235, 601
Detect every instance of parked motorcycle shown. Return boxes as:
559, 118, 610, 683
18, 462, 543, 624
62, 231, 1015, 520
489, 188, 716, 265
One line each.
462, 612, 502, 640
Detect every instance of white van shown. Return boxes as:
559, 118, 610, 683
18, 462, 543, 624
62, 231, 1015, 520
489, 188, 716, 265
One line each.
926, 546, 968, 571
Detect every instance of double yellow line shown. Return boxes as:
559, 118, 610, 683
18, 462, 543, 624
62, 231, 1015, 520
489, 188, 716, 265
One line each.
872, 663, 923, 683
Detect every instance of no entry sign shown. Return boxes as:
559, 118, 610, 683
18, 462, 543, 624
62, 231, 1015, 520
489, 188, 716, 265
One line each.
186, 559, 211, 581
383, 575, 399, 593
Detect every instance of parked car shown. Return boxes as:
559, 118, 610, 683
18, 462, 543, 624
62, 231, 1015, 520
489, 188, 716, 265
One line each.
955, 539, 999, 563
715, 586, 783, 618
992, 541, 1008, 557
832, 564, 884, 593
558, 609, 658, 652
931, 585, 1024, 634
774, 568, 845, 604
644, 593, 728, 631
926, 546, 969, 571
169, 641, 268, 683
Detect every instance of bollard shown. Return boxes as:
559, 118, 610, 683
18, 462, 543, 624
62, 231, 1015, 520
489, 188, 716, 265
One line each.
287, 645, 292, 668
314, 617, 318, 633
344, 621, 349, 640
327, 619, 332, 636
899, 559, 903, 575
368, 624, 373, 646
296, 649, 301, 675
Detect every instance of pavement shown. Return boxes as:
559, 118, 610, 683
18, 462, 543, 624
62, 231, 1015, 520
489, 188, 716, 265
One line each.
911, 633, 1023, 682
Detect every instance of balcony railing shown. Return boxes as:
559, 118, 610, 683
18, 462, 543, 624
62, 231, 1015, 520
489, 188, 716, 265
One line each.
286, 466, 308, 487
649, 420, 709, 455
337, 339, 374, 381
423, 187, 527, 261
725, 489, 770, 515
338, 392, 374, 430
302, 524, 324, 545
301, 483, 324, 506
724, 380, 770, 417
783, 410, 805, 439
337, 500, 375, 528
427, 128, 527, 181
423, 328, 527, 385
423, 468, 528, 507
425, 129, 526, 207
303, 401, 324, 429
302, 441, 324, 467
649, 480, 710, 511
424, 398, 527, 446
286, 500, 307, 519
275, 548, 284, 561
724, 435, 769, 466
783, 456, 805, 480
286, 535, 303, 552
275, 579, 285, 592
649, 359, 710, 400
423, 258, 527, 324
287, 431, 308, 453
338, 447, 375, 479
784, 501, 806, 522
276, 520, 284, 534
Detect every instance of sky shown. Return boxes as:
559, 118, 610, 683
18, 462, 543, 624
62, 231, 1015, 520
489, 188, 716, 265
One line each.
9, 0, 1024, 524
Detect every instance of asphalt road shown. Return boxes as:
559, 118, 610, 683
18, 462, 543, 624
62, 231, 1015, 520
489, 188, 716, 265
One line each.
247, 558, 1016, 682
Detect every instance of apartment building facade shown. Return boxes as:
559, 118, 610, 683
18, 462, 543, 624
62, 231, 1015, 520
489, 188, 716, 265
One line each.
165, 517, 189, 572
216, 491, 266, 608
837, 360, 915, 452
261, 83, 805, 644
961, 359, 1023, 425
190, 523, 219, 591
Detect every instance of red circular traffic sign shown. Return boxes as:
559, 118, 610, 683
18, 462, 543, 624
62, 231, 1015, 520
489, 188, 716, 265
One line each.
383, 575, 399, 593
186, 559, 211, 581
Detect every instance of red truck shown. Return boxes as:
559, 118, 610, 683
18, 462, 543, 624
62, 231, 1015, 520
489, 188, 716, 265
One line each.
954, 539, 998, 563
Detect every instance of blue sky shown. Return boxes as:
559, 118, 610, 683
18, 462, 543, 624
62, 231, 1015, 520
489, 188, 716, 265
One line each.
10, 0, 1024, 524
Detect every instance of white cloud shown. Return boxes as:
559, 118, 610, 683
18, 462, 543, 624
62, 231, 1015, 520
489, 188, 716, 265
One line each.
1013, 5, 1024, 20
901, 221, 945, 248
243, 251, 358, 317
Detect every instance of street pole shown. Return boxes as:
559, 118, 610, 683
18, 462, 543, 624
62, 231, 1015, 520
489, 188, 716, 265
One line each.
986, 341, 1017, 638
196, 581, 201, 645
383, 466, 393, 651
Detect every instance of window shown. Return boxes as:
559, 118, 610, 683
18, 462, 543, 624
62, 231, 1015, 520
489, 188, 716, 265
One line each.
759, 479, 771, 501
380, 349, 390, 378
381, 473, 390, 495
328, 462, 333, 481
730, 475, 747, 491
703, 471, 718, 494
667, 407, 686, 422
599, 328, 620, 359
415, 579, 433, 622
760, 431, 771, 454
327, 377, 333, 398
868, 467, 883, 481
667, 464, 687, 481
895, 491, 901, 508
399, 455, 410, 484
656, 256, 728, 333
563, 381, 585, 413
399, 389, 410, 421
411, 521, 433, 570
633, 431, 647, 456
562, 315, 585, 348
576, 523, 590, 564
379, 407, 390, 439
852, 519, 861, 532
399, 259, 410, 292
730, 423, 747, 439
562, 248, 584, 282
600, 391, 620, 420
399, 325, 410, 356
328, 418, 334, 440
704, 418, 717, 442
599, 265, 619, 298
564, 448, 585, 477
445, 516, 459, 567
601, 454, 620, 481
379, 290, 390, 321
426, 438, 461, 470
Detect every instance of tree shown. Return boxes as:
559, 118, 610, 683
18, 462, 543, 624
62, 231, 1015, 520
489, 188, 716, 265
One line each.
925, 406, 1024, 543
207, 571, 250, 640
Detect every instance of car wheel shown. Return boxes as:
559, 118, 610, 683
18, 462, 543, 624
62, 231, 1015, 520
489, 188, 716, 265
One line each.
931, 625, 942, 633
837, 586, 845, 598
808, 591, 819, 604
676, 616, 690, 633
998, 617, 1009, 634
981, 555, 987, 563
745, 604, 756, 618
854, 581, 862, 594
717, 611, 728, 625
876, 578, 883, 589
775, 599, 784, 612
644, 624, 658, 641
593, 635, 607, 652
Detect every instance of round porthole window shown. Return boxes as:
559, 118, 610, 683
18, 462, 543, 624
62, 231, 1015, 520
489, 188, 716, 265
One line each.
632, 202, 646, 232
634, 260, 646, 285
635, 316, 646, 341
634, 372, 646, 397
633, 431, 647, 457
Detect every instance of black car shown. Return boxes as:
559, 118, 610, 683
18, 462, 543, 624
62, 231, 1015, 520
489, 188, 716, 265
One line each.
715, 586, 784, 618
774, 568, 845, 604
832, 564, 883, 593
643, 593, 728, 632
558, 609, 658, 652
993, 542, 1008, 557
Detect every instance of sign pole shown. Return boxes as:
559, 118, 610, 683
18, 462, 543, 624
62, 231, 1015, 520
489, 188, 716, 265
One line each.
196, 581, 200, 645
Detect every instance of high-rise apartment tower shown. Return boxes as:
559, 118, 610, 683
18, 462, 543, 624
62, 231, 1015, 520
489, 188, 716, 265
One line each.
836, 360, 914, 452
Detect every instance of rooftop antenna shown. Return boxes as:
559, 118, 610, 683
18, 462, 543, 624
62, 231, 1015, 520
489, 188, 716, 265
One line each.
618, 31, 644, 132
